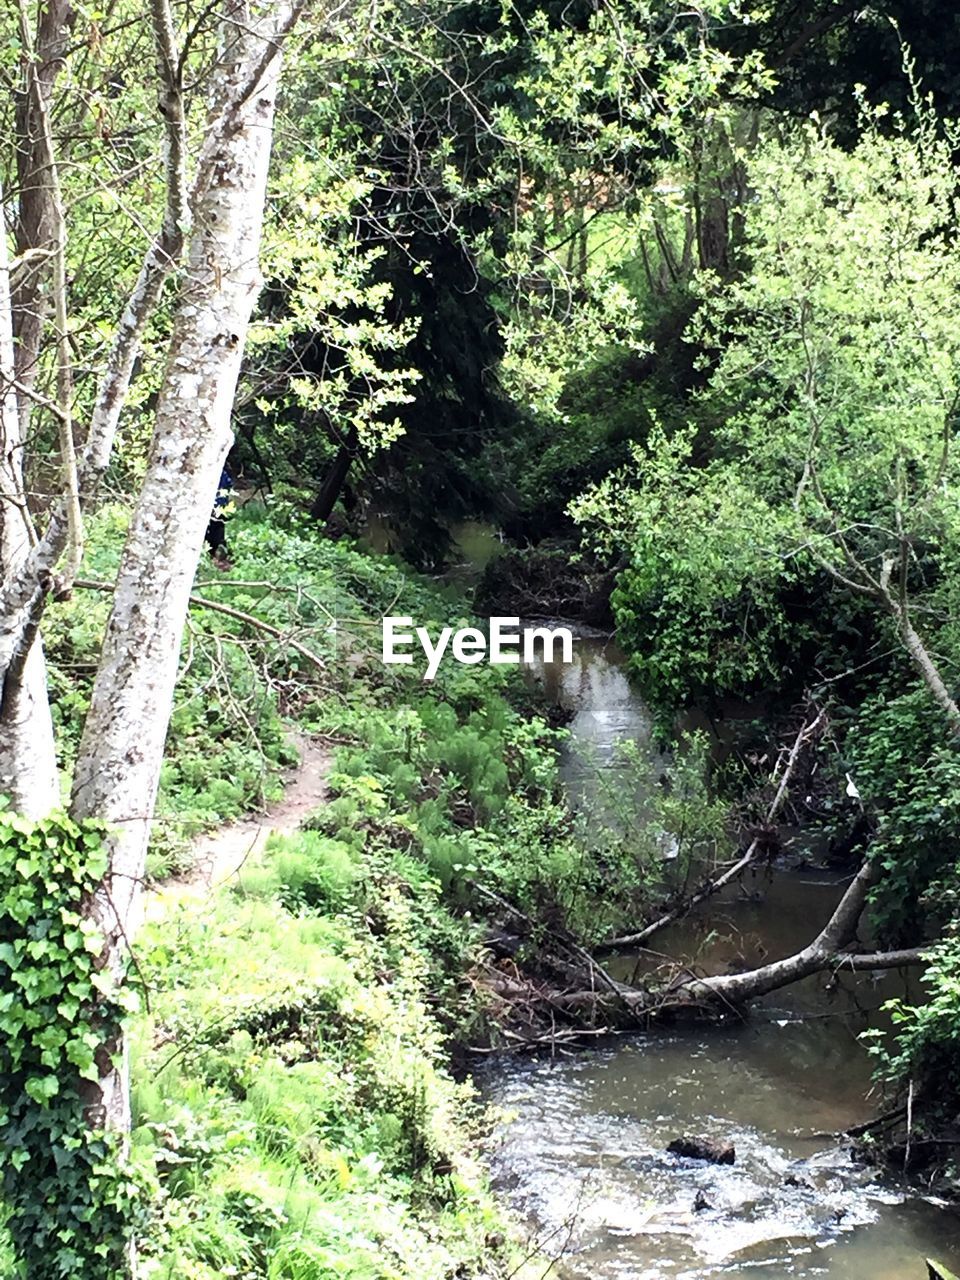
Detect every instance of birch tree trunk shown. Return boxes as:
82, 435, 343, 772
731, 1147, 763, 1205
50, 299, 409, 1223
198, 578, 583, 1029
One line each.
0, 0, 191, 808
0, 180, 59, 816
0, 0, 75, 816
69, 0, 294, 1134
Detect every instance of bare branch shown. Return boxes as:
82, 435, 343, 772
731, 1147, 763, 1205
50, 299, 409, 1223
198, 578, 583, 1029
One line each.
597, 707, 827, 953
17, 0, 83, 590
74, 577, 328, 675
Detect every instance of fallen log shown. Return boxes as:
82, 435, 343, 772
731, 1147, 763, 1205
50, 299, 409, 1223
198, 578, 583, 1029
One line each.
482, 942, 925, 1028
479, 861, 927, 1033
471, 881, 636, 1020
680, 862, 925, 1006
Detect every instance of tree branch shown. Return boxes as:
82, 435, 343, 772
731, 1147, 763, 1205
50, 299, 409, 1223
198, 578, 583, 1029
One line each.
74, 578, 327, 675
16, 0, 82, 589
597, 707, 826, 953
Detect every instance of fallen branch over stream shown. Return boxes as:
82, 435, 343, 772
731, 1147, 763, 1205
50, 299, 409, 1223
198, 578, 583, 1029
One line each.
479, 857, 927, 1046
684, 858, 923, 1005
596, 707, 827, 954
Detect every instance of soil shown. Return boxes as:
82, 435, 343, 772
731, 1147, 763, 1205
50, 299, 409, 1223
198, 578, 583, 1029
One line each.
148, 732, 332, 915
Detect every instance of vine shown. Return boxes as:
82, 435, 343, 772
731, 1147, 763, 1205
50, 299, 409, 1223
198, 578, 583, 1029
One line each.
0, 809, 144, 1278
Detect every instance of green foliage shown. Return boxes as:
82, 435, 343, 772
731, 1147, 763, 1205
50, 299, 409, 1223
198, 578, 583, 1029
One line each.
251, 159, 420, 456
35, 510, 615, 1277
688, 107, 960, 553
573, 103, 960, 716
46, 507, 297, 872
488, 345, 657, 538
857, 685, 960, 1100
720, 2, 960, 144
241, 832, 359, 912
308, 638, 727, 943
0, 811, 145, 1279
574, 424, 801, 710
593, 732, 731, 896
864, 935, 960, 1116
848, 689, 960, 945
132, 833, 508, 1278
45, 504, 717, 1273
235, 0, 770, 553
24, 0, 960, 1262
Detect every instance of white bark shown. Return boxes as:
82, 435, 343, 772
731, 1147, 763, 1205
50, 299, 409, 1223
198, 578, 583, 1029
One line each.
0, 0, 191, 813
0, 178, 59, 816
70, 0, 293, 1134
0, 0, 307, 682
893, 604, 960, 732
0, 0, 191, 732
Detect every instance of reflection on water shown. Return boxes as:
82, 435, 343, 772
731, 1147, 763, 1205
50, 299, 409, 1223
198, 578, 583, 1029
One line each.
527, 634, 650, 763
524, 632, 663, 812
479, 625, 960, 1280
482, 1033, 960, 1280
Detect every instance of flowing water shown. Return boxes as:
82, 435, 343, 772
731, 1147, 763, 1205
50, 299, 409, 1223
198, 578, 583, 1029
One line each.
478, 629, 960, 1280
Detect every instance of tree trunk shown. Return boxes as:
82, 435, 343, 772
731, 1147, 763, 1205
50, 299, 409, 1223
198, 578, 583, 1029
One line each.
0, 0, 191, 739
11, 0, 72, 435
489, 859, 928, 1041
895, 607, 960, 732
0, 0, 74, 816
0, 178, 59, 816
311, 428, 357, 521
70, 0, 293, 1134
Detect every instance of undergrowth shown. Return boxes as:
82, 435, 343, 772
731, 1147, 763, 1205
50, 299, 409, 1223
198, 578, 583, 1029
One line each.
130, 834, 510, 1279
18, 500, 725, 1277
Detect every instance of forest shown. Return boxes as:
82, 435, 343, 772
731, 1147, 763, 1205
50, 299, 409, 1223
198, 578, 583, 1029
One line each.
2, 0, 960, 1277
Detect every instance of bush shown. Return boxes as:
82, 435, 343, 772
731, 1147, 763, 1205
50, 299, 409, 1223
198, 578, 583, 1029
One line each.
241, 832, 359, 912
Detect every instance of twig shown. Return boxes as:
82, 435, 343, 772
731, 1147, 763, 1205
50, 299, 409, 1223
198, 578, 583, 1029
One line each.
597, 707, 826, 952
74, 578, 327, 674
470, 880, 635, 1017
844, 1105, 907, 1139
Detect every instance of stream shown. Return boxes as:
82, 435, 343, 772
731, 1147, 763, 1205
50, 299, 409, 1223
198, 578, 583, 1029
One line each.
477, 630, 960, 1280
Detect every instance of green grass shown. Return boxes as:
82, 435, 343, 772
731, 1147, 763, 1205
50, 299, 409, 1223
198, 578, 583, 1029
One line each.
3, 501, 691, 1278
130, 831, 514, 1279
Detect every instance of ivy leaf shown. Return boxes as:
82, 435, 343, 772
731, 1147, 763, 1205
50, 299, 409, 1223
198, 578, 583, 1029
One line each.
24, 1075, 60, 1104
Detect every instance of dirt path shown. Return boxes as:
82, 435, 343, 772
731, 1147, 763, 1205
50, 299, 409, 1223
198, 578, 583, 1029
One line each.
149, 732, 332, 913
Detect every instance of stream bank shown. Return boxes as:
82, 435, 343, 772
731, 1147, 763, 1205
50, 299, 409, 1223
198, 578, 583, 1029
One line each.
478, 628, 960, 1279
